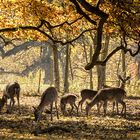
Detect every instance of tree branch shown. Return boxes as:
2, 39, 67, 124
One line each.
85, 18, 107, 70
77, 0, 108, 18
70, 0, 97, 25
69, 0, 108, 70
0, 25, 95, 46
95, 41, 140, 65
41, 16, 84, 29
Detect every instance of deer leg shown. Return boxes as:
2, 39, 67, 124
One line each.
86, 105, 91, 117
103, 101, 107, 116
17, 94, 20, 114
97, 102, 103, 114
6, 99, 12, 113
74, 103, 78, 116
113, 101, 115, 114
7, 98, 15, 113
50, 103, 53, 121
78, 99, 85, 113
5, 99, 8, 108
118, 100, 126, 117
11, 98, 15, 113
63, 104, 67, 115
55, 101, 59, 119
96, 103, 100, 114
116, 102, 119, 114
69, 103, 74, 117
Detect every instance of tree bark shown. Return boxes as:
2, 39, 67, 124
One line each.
52, 45, 60, 92
89, 44, 93, 89
42, 46, 54, 85
64, 45, 70, 93
97, 34, 110, 89
121, 50, 126, 79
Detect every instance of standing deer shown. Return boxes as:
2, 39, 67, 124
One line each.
60, 94, 78, 116
100, 75, 130, 114
86, 88, 127, 117
0, 82, 20, 114
33, 87, 59, 121
112, 75, 130, 114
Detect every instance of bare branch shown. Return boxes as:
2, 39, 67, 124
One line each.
70, 0, 97, 25
69, 0, 108, 70
41, 16, 84, 29
77, 0, 108, 18
94, 41, 140, 66
85, 18, 107, 70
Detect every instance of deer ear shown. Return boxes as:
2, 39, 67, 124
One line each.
118, 75, 125, 82
125, 76, 131, 81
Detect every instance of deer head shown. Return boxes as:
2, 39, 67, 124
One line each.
33, 106, 42, 122
118, 75, 131, 89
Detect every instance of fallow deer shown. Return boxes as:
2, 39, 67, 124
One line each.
60, 94, 78, 116
0, 82, 20, 114
86, 88, 127, 117
113, 75, 130, 114
78, 85, 110, 114
33, 87, 59, 121
78, 89, 99, 113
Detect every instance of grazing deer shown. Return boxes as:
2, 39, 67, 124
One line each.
60, 94, 78, 116
78, 86, 111, 114
33, 87, 59, 121
86, 87, 127, 117
0, 82, 20, 114
100, 75, 130, 115
78, 89, 99, 113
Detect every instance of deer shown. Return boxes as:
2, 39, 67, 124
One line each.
110, 75, 130, 114
33, 87, 59, 122
60, 94, 78, 116
85, 75, 130, 117
78, 86, 110, 114
78, 89, 99, 113
99, 75, 130, 115
0, 82, 20, 114
86, 87, 127, 117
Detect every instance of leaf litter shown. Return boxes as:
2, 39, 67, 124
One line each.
0, 95, 140, 139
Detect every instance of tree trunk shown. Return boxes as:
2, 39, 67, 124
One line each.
89, 44, 93, 89
97, 34, 110, 89
69, 47, 74, 81
42, 46, 53, 85
64, 45, 70, 93
37, 69, 42, 93
52, 45, 60, 92
121, 50, 126, 79
37, 46, 42, 93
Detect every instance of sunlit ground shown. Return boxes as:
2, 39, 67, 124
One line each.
0, 95, 140, 140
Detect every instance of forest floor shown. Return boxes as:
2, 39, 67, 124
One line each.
0, 95, 140, 140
